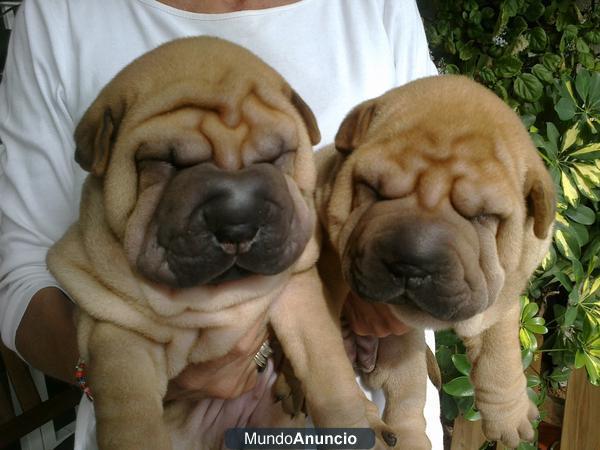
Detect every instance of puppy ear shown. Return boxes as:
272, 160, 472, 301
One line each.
74, 102, 124, 177
334, 99, 378, 155
524, 162, 556, 239
290, 90, 321, 146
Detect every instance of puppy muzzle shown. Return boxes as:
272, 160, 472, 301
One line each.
137, 163, 310, 288
345, 217, 488, 322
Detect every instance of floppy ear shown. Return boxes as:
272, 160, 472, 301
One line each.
290, 89, 321, 146
334, 99, 378, 155
74, 100, 124, 177
524, 162, 556, 239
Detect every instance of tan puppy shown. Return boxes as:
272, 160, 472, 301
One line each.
47, 37, 380, 450
316, 75, 556, 449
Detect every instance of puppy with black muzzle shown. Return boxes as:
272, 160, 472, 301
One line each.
47, 37, 385, 450
315, 75, 556, 449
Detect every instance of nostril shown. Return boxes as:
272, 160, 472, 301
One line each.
385, 262, 433, 291
215, 224, 258, 255
386, 262, 428, 279
407, 274, 431, 289
214, 224, 258, 244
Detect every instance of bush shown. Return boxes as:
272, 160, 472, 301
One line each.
417, 0, 600, 447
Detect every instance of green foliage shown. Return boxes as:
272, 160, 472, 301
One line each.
420, 0, 600, 446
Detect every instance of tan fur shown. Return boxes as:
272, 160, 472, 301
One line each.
316, 75, 555, 449
47, 37, 376, 450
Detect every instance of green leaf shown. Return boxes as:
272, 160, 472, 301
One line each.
542, 53, 561, 71
564, 306, 578, 328
532, 64, 554, 84
521, 114, 536, 129
496, 56, 523, 78
575, 350, 587, 369
569, 288, 581, 306
584, 355, 599, 385
441, 392, 459, 421
555, 97, 577, 121
522, 301, 539, 320
570, 168, 600, 201
575, 70, 591, 104
529, 27, 547, 52
570, 143, 600, 160
527, 374, 542, 388
574, 163, 600, 184
541, 246, 556, 271
565, 205, 596, 225
435, 329, 462, 347
494, 83, 509, 101
479, 67, 496, 84
586, 72, 600, 110
525, 322, 548, 334
560, 171, 580, 207
452, 354, 472, 376
579, 52, 596, 70
589, 277, 600, 297
518, 441, 538, 450
522, 348, 534, 369
561, 123, 580, 152
463, 407, 481, 421
501, 0, 523, 18
459, 41, 476, 61
525, 1, 544, 21
514, 74, 543, 102
546, 122, 560, 154
443, 376, 474, 397
585, 31, 600, 45
576, 38, 590, 54
520, 328, 537, 350
555, 227, 581, 260
569, 221, 590, 247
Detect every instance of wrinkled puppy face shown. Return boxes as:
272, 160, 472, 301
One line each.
75, 37, 320, 289
327, 75, 554, 324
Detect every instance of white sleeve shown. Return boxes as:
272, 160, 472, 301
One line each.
383, 0, 439, 84
0, 0, 79, 354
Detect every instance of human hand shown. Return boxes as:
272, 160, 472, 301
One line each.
165, 318, 269, 401
343, 292, 411, 338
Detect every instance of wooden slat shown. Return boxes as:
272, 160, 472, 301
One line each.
0, 386, 80, 448
0, 343, 41, 411
450, 416, 488, 450
0, 376, 15, 424
560, 368, 600, 450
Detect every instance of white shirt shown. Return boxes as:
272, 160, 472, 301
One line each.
0, 0, 442, 448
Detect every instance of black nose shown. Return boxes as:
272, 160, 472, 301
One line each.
373, 220, 471, 320
201, 187, 264, 255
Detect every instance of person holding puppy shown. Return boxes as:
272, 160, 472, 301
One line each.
0, 0, 443, 448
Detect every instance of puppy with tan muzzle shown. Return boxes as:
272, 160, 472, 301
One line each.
316, 75, 556, 449
47, 36, 384, 450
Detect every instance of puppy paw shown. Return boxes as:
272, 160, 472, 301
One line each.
370, 428, 430, 450
273, 364, 305, 417
363, 399, 429, 450
374, 425, 430, 450
480, 396, 538, 448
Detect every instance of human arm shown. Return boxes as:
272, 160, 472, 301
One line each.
0, 0, 263, 398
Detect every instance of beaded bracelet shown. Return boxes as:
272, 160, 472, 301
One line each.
75, 358, 94, 401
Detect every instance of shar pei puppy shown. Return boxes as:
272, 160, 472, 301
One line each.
47, 37, 380, 450
315, 75, 556, 449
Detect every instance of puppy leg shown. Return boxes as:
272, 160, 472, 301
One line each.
270, 268, 389, 434
364, 330, 431, 450
87, 322, 171, 450
459, 304, 537, 448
